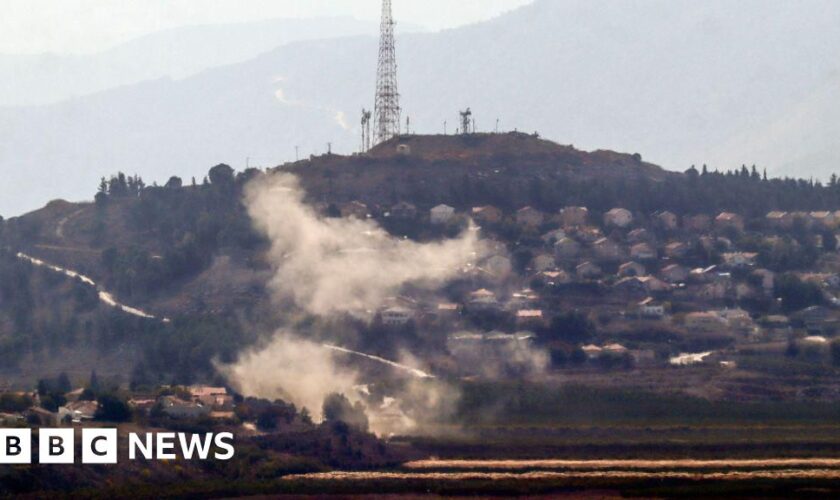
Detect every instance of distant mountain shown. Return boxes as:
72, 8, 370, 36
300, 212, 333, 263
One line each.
0, 16, 379, 107
1, 0, 839, 216
709, 73, 840, 178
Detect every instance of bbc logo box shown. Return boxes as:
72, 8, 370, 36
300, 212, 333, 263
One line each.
0, 428, 117, 464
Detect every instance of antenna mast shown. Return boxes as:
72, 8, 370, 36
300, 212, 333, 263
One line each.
460, 108, 473, 135
373, 0, 401, 145
360, 108, 372, 152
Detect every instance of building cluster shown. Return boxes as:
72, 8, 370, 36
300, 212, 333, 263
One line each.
0, 385, 236, 427
334, 200, 840, 372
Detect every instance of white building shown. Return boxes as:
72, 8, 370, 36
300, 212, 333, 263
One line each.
381, 306, 414, 326
430, 204, 455, 224
604, 208, 633, 228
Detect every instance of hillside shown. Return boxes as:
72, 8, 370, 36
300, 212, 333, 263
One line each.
3, 135, 840, 395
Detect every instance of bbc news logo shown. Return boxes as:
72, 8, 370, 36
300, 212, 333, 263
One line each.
0, 429, 234, 464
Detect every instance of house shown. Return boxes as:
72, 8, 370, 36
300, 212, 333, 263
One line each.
627, 228, 652, 244
534, 270, 571, 287
531, 254, 556, 272
602, 343, 628, 355
766, 211, 793, 229
715, 212, 744, 231
721, 252, 758, 269
128, 397, 157, 413
161, 396, 211, 419
716, 308, 757, 337
484, 255, 513, 277
435, 302, 461, 319
664, 241, 689, 259
508, 289, 540, 310
554, 237, 581, 260
0, 413, 24, 426
26, 407, 57, 426
792, 306, 840, 334
701, 235, 732, 252
758, 315, 792, 341
516, 309, 546, 328
559, 206, 589, 227
655, 211, 678, 230
471, 205, 502, 224
635, 297, 665, 319
618, 261, 646, 278
810, 211, 836, 228
593, 237, 623, 261
516, 206, 545, 228
684, 214, 712, 232
582, 344, 603, 359
575, 226, 604, 244
381, 306, 414, 326
541, 228, 567, 245
469, 289, 498, 309
430, 204, 455, 224
689, 265, 718, 283
698, 281, 729, 300
799, 272, 840, 289
340, 201, 369, 219
614, 276, 670, 294
684, 312, 728, 332
604, 208, 633, 228
190, 386, 233, 409
390, 201, 417, 219
576, 261, 602, 280
660, 264, 689, 283
447, 331, 541, 376
58, 400, 99, 423
630, 242, 657, 261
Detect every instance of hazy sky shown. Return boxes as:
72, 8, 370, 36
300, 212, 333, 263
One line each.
1, 0, 533, 55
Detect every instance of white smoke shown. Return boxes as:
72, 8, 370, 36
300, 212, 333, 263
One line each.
244, 173, 483, 317
221, 332, 359, 419
223, 172, 486, 432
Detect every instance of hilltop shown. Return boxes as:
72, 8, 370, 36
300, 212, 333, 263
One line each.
2, 135, 840, 394
283, 133, 675, 212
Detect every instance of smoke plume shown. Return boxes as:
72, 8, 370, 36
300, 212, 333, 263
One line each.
223, 172, 485, 431
244, 173, 483, 316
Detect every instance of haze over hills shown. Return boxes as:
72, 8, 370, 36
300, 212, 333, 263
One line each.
2, 0, 840, 216
0, 16, 381, 107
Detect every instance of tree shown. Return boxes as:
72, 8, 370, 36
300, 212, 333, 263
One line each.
831, 340, 840, 367
300, 407, 313, 425
95, 394, 131, 422
56, 372, 72, 394
323, 393, 368, 432
774, 274, 823, 312
542, 312, 595, 343
208, 164, 235, 186
88, 370, 100, 391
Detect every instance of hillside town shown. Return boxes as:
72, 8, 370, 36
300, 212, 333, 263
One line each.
326, 198, 840, 383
